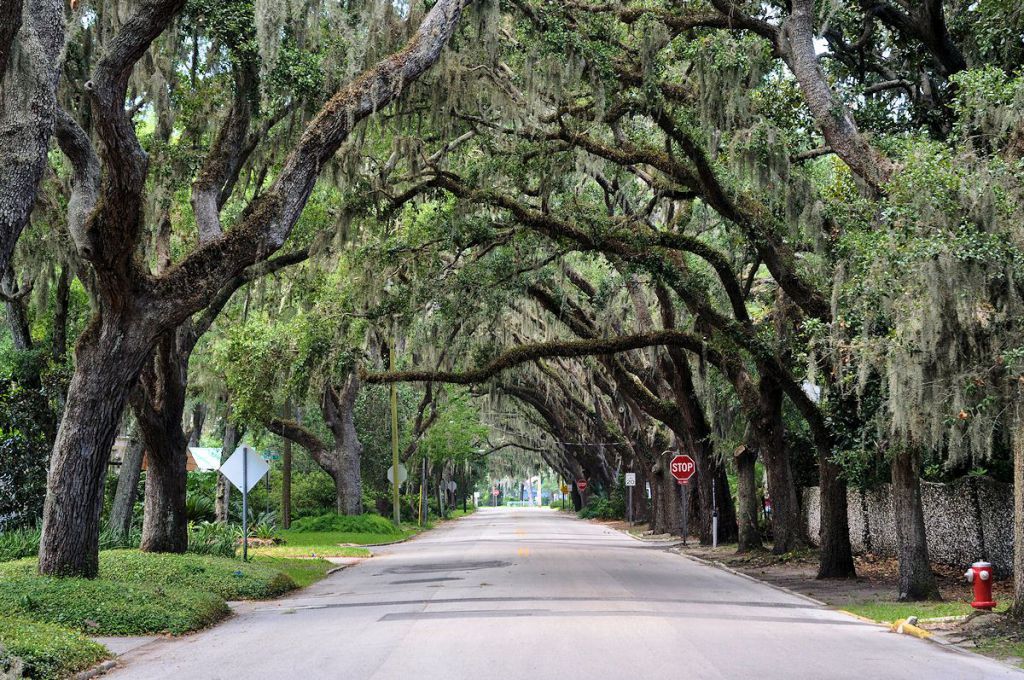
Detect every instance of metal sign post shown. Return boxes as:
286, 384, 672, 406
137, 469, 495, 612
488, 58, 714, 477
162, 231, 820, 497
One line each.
219, 445, 269, 563
624, 473, 636, 525
712, 482, 718, 549
242, 452, 248, 562
681, 479, 689, 546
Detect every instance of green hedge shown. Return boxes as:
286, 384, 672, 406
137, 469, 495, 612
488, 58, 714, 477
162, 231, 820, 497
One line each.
289, 512, 401, 535
0, 575, 229, 635
0, 617, 109, 680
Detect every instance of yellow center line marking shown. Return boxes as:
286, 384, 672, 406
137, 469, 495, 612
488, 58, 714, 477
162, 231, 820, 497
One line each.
517, 547, 530, 557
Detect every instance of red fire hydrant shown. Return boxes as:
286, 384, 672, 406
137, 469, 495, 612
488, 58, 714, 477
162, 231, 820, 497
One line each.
964, 561, 997, 610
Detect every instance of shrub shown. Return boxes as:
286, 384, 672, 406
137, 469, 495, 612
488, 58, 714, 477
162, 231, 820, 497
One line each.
0, 574, 228, 635
0, 617, 109, 680
289, 513, 401, 535
0, 525, 40, 563
577, 493, 623, 520
0, 524, 142, 563
188, 521, 237, 557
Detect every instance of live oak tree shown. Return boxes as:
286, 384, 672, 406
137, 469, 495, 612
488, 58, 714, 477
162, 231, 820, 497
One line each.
36, 0, 473, 577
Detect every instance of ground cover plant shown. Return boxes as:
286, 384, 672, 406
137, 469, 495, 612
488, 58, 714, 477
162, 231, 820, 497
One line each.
0, 617, 109, 680
0, 550, 299, 600
0, 574, 229, 635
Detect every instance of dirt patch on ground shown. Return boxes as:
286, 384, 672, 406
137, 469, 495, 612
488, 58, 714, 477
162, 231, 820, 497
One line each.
676, 542, 1013, 606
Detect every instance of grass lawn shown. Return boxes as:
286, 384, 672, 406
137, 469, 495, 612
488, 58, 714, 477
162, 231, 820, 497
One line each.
839, 599, 1008, 623
250, 556, 333, 587
0, 617, 110, 680
245, 523, 418, 558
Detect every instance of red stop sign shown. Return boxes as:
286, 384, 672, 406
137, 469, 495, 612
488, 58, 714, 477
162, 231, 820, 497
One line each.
576, 479, 588, 492
670, 454, 696, 483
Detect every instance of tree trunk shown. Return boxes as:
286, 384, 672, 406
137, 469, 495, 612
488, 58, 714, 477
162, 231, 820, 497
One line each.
2, 268, 31, 351
107, 433, 143, 540
1010, 407, 1024, 617
754, 376, 805, 553
38, 318, 150, 577
51, 266, 69, 363
138, 424, 188, 552
0, 0, 65, 276
324, 375, 363, 515
816, 449, 856, 579
216, 418, 241, 523
188, 402, 206, 445
735, 445, 761, 552
892, 447, 940, 601
134, 332, 191, 554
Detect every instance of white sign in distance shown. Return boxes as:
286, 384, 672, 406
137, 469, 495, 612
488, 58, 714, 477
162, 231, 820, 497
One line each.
447, 480, 457, 492
220, 445, 270, 493
387, 464, 408, 484
624, 473, 637, 487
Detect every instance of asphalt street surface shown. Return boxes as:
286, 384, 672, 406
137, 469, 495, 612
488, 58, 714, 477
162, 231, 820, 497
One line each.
106, 507, 1020, 679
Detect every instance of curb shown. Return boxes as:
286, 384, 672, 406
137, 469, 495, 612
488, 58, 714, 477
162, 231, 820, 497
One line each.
74, 659, 117, 679
674, 549, 831, 608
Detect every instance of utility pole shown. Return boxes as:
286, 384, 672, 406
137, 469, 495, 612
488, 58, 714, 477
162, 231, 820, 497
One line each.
390, 339, 401, 526
281, 400, 292, 529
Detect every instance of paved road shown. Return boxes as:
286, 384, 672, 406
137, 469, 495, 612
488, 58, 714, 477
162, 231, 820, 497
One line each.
107, 507, 1019, 679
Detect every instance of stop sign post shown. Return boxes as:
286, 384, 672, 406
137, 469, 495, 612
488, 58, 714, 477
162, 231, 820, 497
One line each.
667, 452, 696, 545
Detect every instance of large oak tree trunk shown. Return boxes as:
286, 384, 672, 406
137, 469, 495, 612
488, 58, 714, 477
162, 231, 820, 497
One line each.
329, 375, 363, 515
134, 331, 191, 553
892, 447, 940, 601
138, 424, 188, 552
816, 449, 856, 579
735, 445, 761, 552
753, 376, 805, 553
38, 317, 150, 577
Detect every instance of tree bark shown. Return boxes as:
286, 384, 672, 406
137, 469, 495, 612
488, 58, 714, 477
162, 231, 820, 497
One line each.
138, 421, 188, 552
1010, 408, 1024, 617
1, 267, 31, 350
51, 266, 70, 363
216, 417, 241, 523
133, 331, 190, 553
892, 447, 940, 601
38, 317, 151, 577
0, 0, 65, 276
326, 376, 363, 515
735, 445, 761, 552
107, 432, 143, 540
816, 450, 856, 579
753, 375, 805, 553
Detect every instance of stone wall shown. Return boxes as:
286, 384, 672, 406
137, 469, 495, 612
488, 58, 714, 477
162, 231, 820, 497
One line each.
801, 477, 1014, 575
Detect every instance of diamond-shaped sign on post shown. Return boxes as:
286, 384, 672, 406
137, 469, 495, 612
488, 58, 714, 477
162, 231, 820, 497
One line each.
220, 445, 269, 493
386, 464, 408, 484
